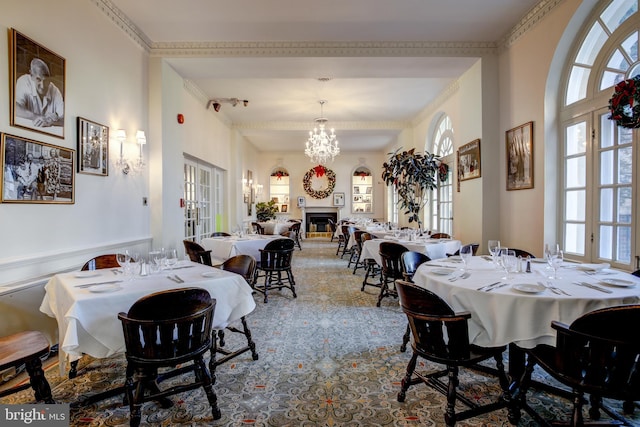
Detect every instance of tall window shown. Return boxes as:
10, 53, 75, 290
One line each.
184, 157, 225, 242
428, 115, 454, 235
561, 0, 638, 269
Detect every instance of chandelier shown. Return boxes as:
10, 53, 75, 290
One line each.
305, 100, 340, 164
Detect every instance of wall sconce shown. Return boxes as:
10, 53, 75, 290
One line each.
115, 129, 147, 175
242, 178, 253, 203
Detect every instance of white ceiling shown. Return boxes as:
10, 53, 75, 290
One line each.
108, 0, 542, 153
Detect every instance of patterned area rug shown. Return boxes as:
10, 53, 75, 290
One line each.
2, 238, 638, 426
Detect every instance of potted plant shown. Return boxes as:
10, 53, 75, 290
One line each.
381, 148, 443, 231
256, 200, 278, 222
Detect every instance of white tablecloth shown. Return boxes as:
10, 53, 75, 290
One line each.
258, 222, 292, 235
412, 256, 640, 349
39, 261, 256, 374
201, 235, 284, 263
361, 238, 462, 265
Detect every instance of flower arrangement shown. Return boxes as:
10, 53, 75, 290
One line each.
608, 75, 640, 129
303, 165, 336, 199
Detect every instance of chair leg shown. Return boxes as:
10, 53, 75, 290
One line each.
193, 356, 221, 420
217, 329, 226, 347
376, 277, 389, 307
69, 359, 79, 379
400, 323, 411, 352
397, 352, 418, 402
287, 269, 297, 298
240, 316, 259, 361
444, 366, 459, 427
25, 355, 54, 404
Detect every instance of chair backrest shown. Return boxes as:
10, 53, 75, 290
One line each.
327, 218, 337, 233
252, 222, 265, 235
352, 230, 366, 251
81, 254, 120, 271
633, 269, 640, 278
401, 251, 431, 282
500, 248, 536, 258
118, 287, 215, 363
361, 232, 378, 241
447, 243, 479, 257
183, 240, 213, 266
221, 254, 256, 282
211, 232, 231, 237
396, 280, 473, 360
379, 241, 409, 281
259, 238, 294, 270
546, 305, 640, 401
341, 225, 353, 244
430, 232, 451, 239
287, 221, 301, 236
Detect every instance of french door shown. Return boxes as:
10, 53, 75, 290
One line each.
184, 158, 223, 242
562, 108, 637, 269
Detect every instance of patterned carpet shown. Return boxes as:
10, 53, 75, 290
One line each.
2, 238, 638, 426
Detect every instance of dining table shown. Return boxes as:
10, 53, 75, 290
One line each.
39, 260, 257, 377
361, 237, 462, 266
257, 221, 292, 235
201, 234, 285, 264
411, 255, 640, 382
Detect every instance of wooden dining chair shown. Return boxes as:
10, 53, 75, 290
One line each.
81, 254, 121, 271
376, 241, 409, 307
349, 230, 367, 273
211, 232, 231, 237
399, 251, 431, 352
515, 304, 640, 426
118, 287, 221, 427
284, 221, 302, 250
252, 238, 296, 303
0, 330, 55, 404
183, 239, 213, 266
360, 232, 381, 292
430, 232, 451, 239
328, 218, 338, 242
395, 280, 510, 426
251, 222, 265, 235
446, 243, 479, 257
211, 255, 259, 373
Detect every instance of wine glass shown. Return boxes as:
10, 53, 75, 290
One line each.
488, 240, 500, 267
498, 249, 516, 280
165, 249, 178, 270
546, 244, 563, 279
127, 252, 141, 279
459, 244, 473, 272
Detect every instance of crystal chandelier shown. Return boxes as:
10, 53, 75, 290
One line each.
305, 100, 340, 164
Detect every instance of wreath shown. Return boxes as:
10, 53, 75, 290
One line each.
608, 75, 640, 129
303, 165, 336, 199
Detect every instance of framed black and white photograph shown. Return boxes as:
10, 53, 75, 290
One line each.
333, 192, 345, 207
506, 121, 534, 190
458, 139, 481, 181
297, 196, 306, 207
1, 133, 74, 203
77, 117, 108, 176
10, 29, 66, 139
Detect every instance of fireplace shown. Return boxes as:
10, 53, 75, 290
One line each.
305, 211, 338, 233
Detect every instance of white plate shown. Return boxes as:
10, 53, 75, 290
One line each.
74, 271, 100, 278
513, 283, 546, 293
88, 284, 122, 293
600, 278, 636, 288
202, 270, 222, 278
430, 268, 452, 276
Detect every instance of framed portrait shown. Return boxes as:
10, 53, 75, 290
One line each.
353, 186, 360, 194
506, 121, 534, 190
458, 139, 481, 181
77, 117, 108, 176
281, 204, 288, 213
297, 196, 306, 207
10, 29, 66, 139
1, 133, 75, 204
333, 192, 345, 207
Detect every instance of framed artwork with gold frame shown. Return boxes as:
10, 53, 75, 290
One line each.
506, 121, 534, 190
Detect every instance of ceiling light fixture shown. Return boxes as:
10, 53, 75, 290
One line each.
305, 100, 340, 165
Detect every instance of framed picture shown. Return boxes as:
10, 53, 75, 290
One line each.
506, 121, 534, 190
281, 204, 288, 213
77, 117, 108, 176
353, 195, 363, 202
297, 196, 306, 207
1, 133, 75, 203
333, 192, 345, 207
10, 29, 66, 139
458, 139, 481, 181
353, 186, 360, 194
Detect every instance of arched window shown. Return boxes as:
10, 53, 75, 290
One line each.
560, 0, 638, 269
427, 114, 454, 235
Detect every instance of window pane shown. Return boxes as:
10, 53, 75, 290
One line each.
576, 22, 608, 66
606, 48, 630, 71
618, 187, 632, 223
565, 223, 585, 255
600, 150, 614, 185
601, 70, 626, 90
601, 0, 638, 33
566, 157, 586, 188
618, 226, 632, 263
600, 225, 613, 259
621, 31, 639, 61
566, 66, 591, 105
618, 146, 633, 183
600, 114, 615, 148
566, 190, 586, 221
566, 122, 587, 155
600, 188, 614, 221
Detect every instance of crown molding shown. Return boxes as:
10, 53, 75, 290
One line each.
498, 0, 566, 51
231, 121, 409, 131
91, 0, 152, 52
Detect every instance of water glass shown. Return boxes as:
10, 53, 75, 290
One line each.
498, 249, 516, 280
166, 249, 178, 270
460, 244, 473, 271
488, 240, 500, 267
545, 243, 563, 279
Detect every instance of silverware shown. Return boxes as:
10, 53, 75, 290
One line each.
167, 276, 180, 283
477, 281, 501, 291
173, 275, 185, 283
538, 281, 560, 295
572, 281, 612, 294
75, 280, 122, 288
448, 272, 469, 282
172, 265, 195, 270
548, 281, 571, 296
485, 282, 509, 292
